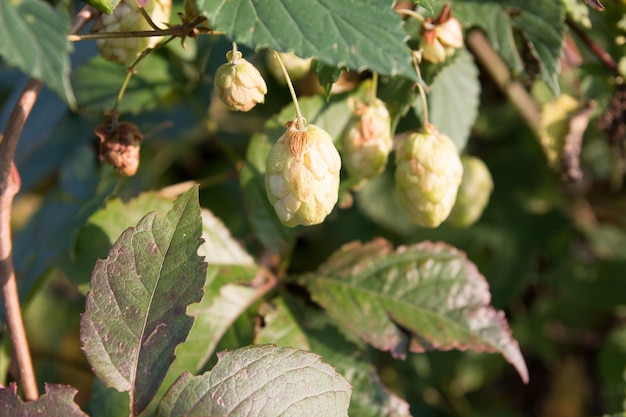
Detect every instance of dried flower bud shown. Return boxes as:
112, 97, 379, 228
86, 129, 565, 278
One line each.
93, 0, 172, 65
436, 18, 463, 49
420, 7, 464, 64
420, 29, 447, 64
447, 156, 494, 228
265, 119, 341, 227
342, 98, 392, 180
94, 120, 143, 176
214, 51, 267, 112
267, 51, 312, 84
395, 124, 463, 227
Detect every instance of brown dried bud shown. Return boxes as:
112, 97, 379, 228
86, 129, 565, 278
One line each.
94, 120, 143, 176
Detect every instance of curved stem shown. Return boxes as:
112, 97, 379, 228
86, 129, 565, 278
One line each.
0, 5, 97, 401
396, 8, 426, 22
566, 16, 618, 75
136, 3, 162, 31
273, 51, 305, 129
369, 72, 379, 103
411, 53, 429, 125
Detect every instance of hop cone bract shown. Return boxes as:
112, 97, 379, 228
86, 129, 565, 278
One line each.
265, 120, 341, 227
395, 125, 463, 227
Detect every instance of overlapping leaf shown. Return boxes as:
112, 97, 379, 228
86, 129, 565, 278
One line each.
80, 187, 207, 416
198, 0, 417, 81
453, 0, 565, 94
157, 345, 351, 417
257, 296, 413, 417
0, 0, 74, 106
306, 238, 529, 383
0, 384, 87, 417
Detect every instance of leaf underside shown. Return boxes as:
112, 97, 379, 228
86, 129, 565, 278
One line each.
0, 383, 88, 417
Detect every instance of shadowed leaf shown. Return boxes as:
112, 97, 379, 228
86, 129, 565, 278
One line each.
306, 238, 529, 383
0, 383, 88, 417
80, 187, 207, 416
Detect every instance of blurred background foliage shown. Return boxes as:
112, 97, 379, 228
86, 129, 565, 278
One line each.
2, 0, 626, 416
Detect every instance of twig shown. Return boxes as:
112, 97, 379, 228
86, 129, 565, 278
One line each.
67, 17, 210, 42
0, 5, 97, 401
465, 29, 541, 136
566, 16, 619, 75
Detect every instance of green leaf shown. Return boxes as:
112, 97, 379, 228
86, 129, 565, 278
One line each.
312, 60, 344, 101
198, 0, 417, 81
82, 0, 120, 14
80, 187, 208, 416
598, 323, 626, 412
0, 384, 87, 417
306, 239, 529, 383
87, 379, 130, 417
257, 296, 413, 417
413, 0, 435, 14
157, 345, 352, 417
72, 55, 175, 114
423, 49, 480, 151
453, 0, 565, 94
0, 0, 75, 107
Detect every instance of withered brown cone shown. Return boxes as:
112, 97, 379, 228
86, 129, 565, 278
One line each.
94, 120, 143, 176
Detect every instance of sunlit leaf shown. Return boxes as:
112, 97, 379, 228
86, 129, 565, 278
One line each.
0, 384, 87, 417
306, 238, 529, 383
157, 345, 352, 417
80, 187, 207, 416
198, 0, 417, 81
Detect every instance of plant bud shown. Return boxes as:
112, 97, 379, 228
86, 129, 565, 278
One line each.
214, 51, 267, 112
420, 31, 447, 64
94, 120, 143, 176
265, 120, 341, 227
93, 0, 172, 65
395, 124, 463, 227
266, 51, 312, 84
342, 98, 392, 180
447, 156, 494, 228
436, 18, 463, 49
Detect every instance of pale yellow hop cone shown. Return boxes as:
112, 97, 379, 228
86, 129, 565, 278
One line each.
214, 51, 268, 112
265, 120, 341, 227
447, 156, 494, 228
342, 98, 392, 180
93, 0, 172, 65
395, 125, 463, 228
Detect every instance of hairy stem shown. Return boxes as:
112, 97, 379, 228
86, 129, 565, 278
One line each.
0, 5, 97, 400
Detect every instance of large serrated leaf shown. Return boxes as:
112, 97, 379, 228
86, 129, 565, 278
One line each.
0, 0, 75, 107
453, 0, 565, 94
257, 296, 413, 417
0, 383, 88, 417
306, 238, 529, 383
157, 345, 352, 417
198, 0, 417, 81
80, 187, 208, 416
423, 49, 480, 151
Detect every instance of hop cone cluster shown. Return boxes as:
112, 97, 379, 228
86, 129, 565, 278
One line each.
342, 98, 392, 180
447, 156, 494, 228
265, 120, 341, 227
395, 125, 463, 228
214, 51, 267, 112
93, 0, 172, 65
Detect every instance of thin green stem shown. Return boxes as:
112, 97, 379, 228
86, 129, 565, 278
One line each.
231, 42, 240, 64
412, 53, 429, 125
369, 72, 379, 103
396, 8, 426, 22
67, 17, 210, 42
273, 51, 305, 129
136, 2, 162, 31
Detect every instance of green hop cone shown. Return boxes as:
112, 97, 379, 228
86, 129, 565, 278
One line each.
447, 156, 494, 228
342, 98, 392, 180
395, 124, 463, 228
214, 51, 268, 112
265, 119, 341, 227
93, 0, 172, 65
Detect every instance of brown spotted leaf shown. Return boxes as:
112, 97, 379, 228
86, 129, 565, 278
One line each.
305, 238, 529, 383
0, 383, 88, 417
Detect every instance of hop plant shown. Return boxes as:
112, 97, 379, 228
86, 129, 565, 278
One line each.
420, 5, 463, 64
265, 119, 341, 227
447, 156, 494, 228
214, 51, 268, 112
342, 98, 392, 180
92, 0, 172, 65
395, 124, 463, 228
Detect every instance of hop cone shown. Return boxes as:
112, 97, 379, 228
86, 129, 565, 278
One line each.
395, 125, 463, 227
447, 156, 494, 228
265, 120, 341, 227
214, 51, 267, 112
342, 98, 392, 180
93, 0, 172, 65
